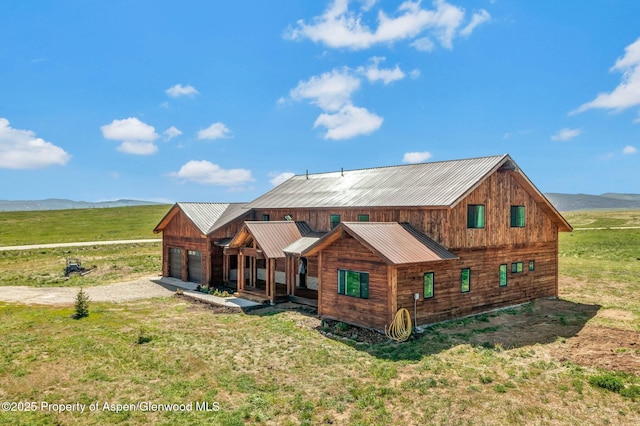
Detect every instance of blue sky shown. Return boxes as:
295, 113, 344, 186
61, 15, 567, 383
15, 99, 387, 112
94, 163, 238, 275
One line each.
1, 0, 639, 203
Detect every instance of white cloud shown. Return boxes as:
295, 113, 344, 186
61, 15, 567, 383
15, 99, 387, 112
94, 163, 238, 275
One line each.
117, 141, 157, 155
170, 160, 253, 186
160, 101, 170, 109
460, 9, 491, 37
359, 56, 405, 84
165, 84, 199, 98
411, 37, 435, 51
0, 118, 71, 169
314, 104, 383, 140
163, 126, 182, 141
101, 117, 158, 141
197, 122, 232, 140
269, 172, 295, 186
101, 117, 159, 155
551, 128, 582, 142
402, 151, 432, 163
409, 69, 421, 79
573, 37, 640, 115
289, 68, 360, 111
285, 0, 469, 51
623, 145, 638, 154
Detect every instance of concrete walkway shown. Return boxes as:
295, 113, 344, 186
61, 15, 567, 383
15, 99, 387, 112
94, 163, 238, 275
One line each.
159, 277, 260, 309
0, 239, 162, 251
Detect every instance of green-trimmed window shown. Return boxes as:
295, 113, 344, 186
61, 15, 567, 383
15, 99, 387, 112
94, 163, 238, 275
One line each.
358, 214, 369, 222
510, 206, 525, 227
330, 214, 341, 229
529, 260, 535, 271
338, 269, 369, 299
467, 205, 485, 228
461, 268, 471, 293
499, 264, 508, 287
511, 262, 523, 273
262, 214, 270, 221
423, 272, 434, 299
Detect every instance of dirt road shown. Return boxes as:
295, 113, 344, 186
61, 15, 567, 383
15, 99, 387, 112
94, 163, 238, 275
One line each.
0, 239, 161, 251
0, 276, 174, 305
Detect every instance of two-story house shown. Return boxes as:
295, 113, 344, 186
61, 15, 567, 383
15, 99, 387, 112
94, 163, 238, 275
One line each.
154, 154, 572, 330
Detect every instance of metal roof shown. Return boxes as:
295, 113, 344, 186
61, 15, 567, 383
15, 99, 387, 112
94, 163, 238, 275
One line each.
207, 203, 249, 234
247, 155, 510, 209
303, 222, 457, 265
232, 221, 304, 259
283, 236, 323, 256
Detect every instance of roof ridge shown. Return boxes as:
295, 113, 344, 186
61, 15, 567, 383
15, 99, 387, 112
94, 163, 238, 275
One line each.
291, 154, 508, 178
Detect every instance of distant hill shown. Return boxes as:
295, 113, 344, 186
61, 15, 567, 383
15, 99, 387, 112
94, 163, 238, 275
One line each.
545, 193, 640, 212
0, 199, 165, 212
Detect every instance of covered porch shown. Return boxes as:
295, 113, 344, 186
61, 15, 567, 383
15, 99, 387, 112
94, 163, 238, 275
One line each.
226, 221, 320, 305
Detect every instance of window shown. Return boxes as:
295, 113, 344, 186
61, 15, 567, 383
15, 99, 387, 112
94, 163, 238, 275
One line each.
467, 205, 485, 228
511, 262, 523, 273
358, 214, 369, 222
461, 268, 470, 293
499, 264, 508, 287
510, 206, 525, 227
423, 272, 434, 299
330, 214, 341, 229
529, 260, 535, 271
338, 269, 369, 299
262, 214, 270, 221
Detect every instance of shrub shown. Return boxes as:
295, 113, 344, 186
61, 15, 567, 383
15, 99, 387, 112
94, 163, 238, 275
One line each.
73, 288, 90, 319
589, 374, 624, 393
137, 327, 152, 344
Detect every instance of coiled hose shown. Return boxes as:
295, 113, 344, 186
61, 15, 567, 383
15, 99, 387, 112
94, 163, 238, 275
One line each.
385, 308, 412, 342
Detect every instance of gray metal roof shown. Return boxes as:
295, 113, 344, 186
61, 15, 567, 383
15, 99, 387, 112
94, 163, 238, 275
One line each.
247, 155, 510, 209
283, 236, 323, 256
176, 202, 247, 235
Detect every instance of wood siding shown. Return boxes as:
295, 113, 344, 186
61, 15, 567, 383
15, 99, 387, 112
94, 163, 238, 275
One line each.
446, 170, 558, 249
161, 209, 208, 284
396, 241, 559, 325
318, 236, 390, 330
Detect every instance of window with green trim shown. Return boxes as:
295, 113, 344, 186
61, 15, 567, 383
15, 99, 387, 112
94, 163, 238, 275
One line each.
461, 268, 471, 293
358, 214, 369, 222
423, 272, 434, 299
262, 214, 270, 221
499, 264, 508, 287
511, 262, 523, 273
529, 260, 535, 271
330, 214, 341, 229
510, 206, 525, 227
338, 269, 369, 299
467, 205, 485, 228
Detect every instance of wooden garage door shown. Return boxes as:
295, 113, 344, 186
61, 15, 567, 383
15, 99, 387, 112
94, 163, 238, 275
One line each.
169, 248, 182, 279
187, 250, 202, 283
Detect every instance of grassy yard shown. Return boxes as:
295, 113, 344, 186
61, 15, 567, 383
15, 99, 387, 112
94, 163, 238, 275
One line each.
0, 209, 638, 425
0, 205, 170, 246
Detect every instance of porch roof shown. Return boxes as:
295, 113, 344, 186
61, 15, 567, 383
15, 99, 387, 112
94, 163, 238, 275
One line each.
228, 221, 305, 259
302, 222, 458, 265
283, 236, 324, 256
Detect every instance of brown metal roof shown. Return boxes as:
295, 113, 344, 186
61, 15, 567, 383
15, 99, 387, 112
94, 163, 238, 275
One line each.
247, 155, 509, 209
283, 236, 324, 256
303, 222, 457, 265
230, 221, 304, 259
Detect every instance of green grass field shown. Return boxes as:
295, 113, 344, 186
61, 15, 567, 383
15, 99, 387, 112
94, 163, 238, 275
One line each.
0, 205, 171, 246
0, 208, 638, 425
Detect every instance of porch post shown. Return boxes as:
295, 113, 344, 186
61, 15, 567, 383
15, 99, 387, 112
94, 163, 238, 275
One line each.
222, 253, 229, 283
238, 251, 245, 291
269, 258, 276, 304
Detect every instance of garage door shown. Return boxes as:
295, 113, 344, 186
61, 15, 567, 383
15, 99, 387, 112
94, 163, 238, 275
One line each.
187, 250, 202, 283
169, 248, 182, 279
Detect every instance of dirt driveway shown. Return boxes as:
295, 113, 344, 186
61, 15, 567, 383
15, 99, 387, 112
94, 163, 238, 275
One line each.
0, 276, 175, 305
